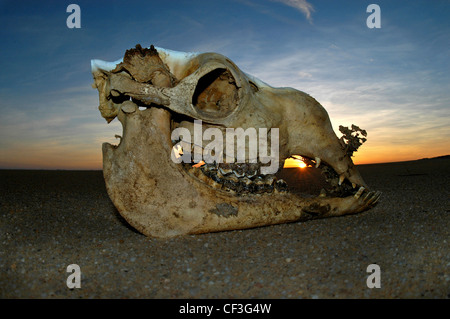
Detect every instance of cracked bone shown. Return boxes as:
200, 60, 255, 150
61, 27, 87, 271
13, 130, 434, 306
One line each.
91, 44, 380, 238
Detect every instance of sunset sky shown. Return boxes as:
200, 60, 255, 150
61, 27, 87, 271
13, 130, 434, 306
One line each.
0, 0, 449, 169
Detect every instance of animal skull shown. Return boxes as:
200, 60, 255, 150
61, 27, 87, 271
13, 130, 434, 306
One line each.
91, 44, 381, 238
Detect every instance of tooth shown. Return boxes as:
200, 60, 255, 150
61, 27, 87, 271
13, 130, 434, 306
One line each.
241, 177, 252, 186
254, 177, 264, 186
263, 175, 276, 185
315, 157, 321, 168
205, 172, 223, 189
354, 187, 365, 199
246, 170, 257, 178
240, 177, 253, 194
251, 177, 263, 193
370, 191, 382, 205
262, 175, 275, 193
218, 167, 232, 176
338, 174, 345, 185
352, 183, 356, 188
363, 191, 373, 201
275, 179, 288, 193
224, 174, 239, 183
212, 169, 224, 182
219, 163, 233, 175
233, 170, 245, 178
201, 164, 216, 173
221, 177, 237, 192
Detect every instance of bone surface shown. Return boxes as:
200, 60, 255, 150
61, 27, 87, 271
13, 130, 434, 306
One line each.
91, 44, 380, 238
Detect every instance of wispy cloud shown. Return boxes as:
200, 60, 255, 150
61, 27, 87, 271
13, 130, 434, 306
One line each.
271, 0, 315, 23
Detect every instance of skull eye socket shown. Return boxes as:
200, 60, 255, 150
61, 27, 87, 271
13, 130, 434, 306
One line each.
192, 68, 239, 119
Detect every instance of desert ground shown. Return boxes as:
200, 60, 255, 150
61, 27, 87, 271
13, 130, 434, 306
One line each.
0, 157, 449, 299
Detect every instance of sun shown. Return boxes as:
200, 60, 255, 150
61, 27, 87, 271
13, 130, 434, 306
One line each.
297, 160, 307, 168
284, 156, 307, 169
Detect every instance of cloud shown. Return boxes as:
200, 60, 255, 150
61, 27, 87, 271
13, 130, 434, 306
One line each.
271, 0, 315, 23
298, 71, 312, 79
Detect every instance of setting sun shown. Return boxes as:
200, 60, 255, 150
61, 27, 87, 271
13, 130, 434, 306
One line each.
284, 156, 308, 169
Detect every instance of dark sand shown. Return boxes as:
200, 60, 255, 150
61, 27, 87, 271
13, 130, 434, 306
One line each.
1, 158, 449, 299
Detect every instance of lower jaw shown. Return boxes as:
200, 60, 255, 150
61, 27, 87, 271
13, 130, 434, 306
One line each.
102, 104, 375, 238
179, 156, 360, 198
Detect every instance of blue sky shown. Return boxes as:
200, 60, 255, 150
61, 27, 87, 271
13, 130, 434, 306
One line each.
0, 0, 449, 169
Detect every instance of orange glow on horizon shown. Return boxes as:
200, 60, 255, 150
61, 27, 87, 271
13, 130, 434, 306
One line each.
1, 144, 449, 170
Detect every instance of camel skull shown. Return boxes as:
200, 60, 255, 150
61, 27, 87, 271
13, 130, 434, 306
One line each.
91, 44, 380, 238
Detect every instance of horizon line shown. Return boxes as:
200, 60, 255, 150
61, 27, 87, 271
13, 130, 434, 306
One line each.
1, 155, 448, 171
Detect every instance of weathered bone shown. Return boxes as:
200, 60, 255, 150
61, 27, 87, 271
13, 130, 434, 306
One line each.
91, 44, 381, 238
112, 44, 177, 87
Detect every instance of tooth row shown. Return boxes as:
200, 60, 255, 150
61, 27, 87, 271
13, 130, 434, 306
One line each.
186, 163, 288, 194
216, 162, 262, 179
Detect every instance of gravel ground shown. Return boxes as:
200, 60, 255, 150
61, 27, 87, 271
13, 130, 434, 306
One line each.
0, 158, 449, 299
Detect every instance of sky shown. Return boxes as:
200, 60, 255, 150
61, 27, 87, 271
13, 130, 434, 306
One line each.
0, 0, 449, 169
